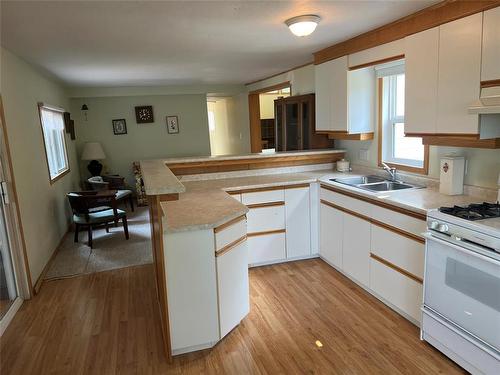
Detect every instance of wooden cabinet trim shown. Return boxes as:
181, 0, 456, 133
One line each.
215, 235, 247, 257
370, 253, 423, 284
320, 199, 371, 222
320, 184, 427, 221
314, 1, 500, 65
247, 201, 285, 209
228, 182, 310, 195
214, 215, 246, 233
247, 228, 286, 237
421, 135, 500, 149
283, 183, 310, 190
480, 79, 500, 88
348, 54, 405, 71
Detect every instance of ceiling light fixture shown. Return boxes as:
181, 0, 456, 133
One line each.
285, 15, 321, 37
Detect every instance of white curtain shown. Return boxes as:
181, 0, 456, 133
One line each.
40, 107, 67, 178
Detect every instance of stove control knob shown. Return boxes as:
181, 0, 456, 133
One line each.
437, 224, 449, 233
429, 221, 439, 230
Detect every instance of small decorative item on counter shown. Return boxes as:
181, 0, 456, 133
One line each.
336, 159, 351, 172
439, 156, 465, 195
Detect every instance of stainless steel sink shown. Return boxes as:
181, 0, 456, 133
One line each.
330, 175, 423, 193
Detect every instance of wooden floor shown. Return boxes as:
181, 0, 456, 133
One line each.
0, 259, 464, 374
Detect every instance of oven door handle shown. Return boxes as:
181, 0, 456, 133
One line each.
424, 233, 500, 265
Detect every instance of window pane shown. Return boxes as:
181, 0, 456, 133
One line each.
40, 107, 68, 180
393, 122, 423, 161
396, 74, 405, 117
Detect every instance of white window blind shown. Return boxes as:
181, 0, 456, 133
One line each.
39, 105, 69, 181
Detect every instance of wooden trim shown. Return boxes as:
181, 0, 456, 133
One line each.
214, 215, 246, 233
167, 152, 345, 175
247, 228, 286, 237
320, 184, 427, 221
33, 225, 71, 293
148, 195, 172, 362
215, 235, 247, 257
0, 96, 33, 296
48, 168, 71, 185
320, 199, 371, 222
159, 193, 179, 202
245, 61, 312, 86
377, 76, 429, 175
248, 81, 292, 95
404, 133, 480, 138
421, 135, 500, 149
326, 132, 374, 141
349, 54, 405, 71
248, 93, 262, 153
481, 79, 500, 88
247, 201, 285, 209
227, 185, 284, 195
370, 253, 423, 284
314, 0, 500, 65
371, 220, 425, 244
283, 183, 310, 190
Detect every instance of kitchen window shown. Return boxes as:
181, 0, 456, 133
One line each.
38, 103, 70, 183
377, 61, 428, 174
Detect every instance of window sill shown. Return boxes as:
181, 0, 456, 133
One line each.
380, 161, 428, 176
49, 168, 70, 185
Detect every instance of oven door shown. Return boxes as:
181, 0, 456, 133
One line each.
424, 233, 500, 352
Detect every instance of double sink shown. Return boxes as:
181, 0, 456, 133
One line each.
331, 175, 424, 193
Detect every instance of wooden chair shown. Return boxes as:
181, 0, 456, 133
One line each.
67, 191, 129, 249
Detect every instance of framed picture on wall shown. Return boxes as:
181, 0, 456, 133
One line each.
135, 105, 154, 123
166, 115, 179, 134
112, 119, 127, 135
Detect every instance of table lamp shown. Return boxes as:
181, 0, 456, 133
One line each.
81, 142, 106, 176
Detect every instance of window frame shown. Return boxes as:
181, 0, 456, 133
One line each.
377, 75, 429, 175
37, 103, 70, 184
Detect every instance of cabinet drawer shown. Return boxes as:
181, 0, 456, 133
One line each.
214, 216, 247, 252
371, 225, 424, 279
370, 205, 426, 238
242, 189, 284, 205
320, 188, 373, 217
247, 204, 285, 233
370, 257, 423, 323
248, 232, 286, 266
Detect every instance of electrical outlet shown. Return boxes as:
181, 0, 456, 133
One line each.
359, 149, 369, 161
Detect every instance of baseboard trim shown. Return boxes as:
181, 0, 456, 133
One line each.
32, 224, 72, 295
0, 297, 23, 336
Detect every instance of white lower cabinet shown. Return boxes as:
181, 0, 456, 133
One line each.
319, 202, 343, 268
248, 232, 286, 266
246, 204, 285, 233
370, 257, 423, 323
342, 213, 370, 287
285, 186, 311, 258
216, 239, 250, 339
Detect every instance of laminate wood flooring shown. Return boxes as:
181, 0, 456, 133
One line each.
0, 259, 464, 374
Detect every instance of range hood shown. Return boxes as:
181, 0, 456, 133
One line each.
468, 86, 500, 114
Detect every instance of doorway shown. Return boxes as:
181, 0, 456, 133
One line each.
248, 82, 291, 153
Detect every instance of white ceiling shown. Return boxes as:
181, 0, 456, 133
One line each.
1, 1, 438, 87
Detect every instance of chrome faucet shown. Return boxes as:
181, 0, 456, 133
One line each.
381, 162, 397, 181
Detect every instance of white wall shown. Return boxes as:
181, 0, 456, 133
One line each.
1, 48, 80, 283
246, 64, 315, 95
71, 94, 212, 186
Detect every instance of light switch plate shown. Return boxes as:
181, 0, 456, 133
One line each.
359, 149, 369, 161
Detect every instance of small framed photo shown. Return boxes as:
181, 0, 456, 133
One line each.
135, 105, 154, 123
166, 115, 179, 134
112, 119, 127, 135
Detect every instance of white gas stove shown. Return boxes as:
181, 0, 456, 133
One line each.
422, 202, 500, 375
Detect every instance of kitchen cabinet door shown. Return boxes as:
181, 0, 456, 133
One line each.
437, 13, 482, 135
248, 232, 286, 266
216, 239, 249, 338
319, 202, 343, 268
481, 7, 500, 82
315, 61, 332, 131
405, 27, 439, 135
342, 213, 370, 287
285, 186, 311, 259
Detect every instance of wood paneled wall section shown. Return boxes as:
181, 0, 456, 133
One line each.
314, 0, 500, 65
166, 152, 345, 176
248, 93, 262, 153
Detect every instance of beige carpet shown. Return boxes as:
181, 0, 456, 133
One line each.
45, 206, 152, 280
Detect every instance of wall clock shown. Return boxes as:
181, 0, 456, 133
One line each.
135, 105, 154, 123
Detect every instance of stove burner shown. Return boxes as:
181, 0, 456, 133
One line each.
439, 202, 500, 221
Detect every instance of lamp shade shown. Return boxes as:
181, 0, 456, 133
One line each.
81, 142, 106, 160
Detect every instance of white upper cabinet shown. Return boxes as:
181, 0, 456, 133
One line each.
404, 27, 439, 135
481, 7, 500, 82
436, 13, 482, 135
315, 55, 374, 134
348, 39, 405, 68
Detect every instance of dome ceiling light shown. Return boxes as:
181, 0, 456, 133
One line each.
285, 14, 321, 37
